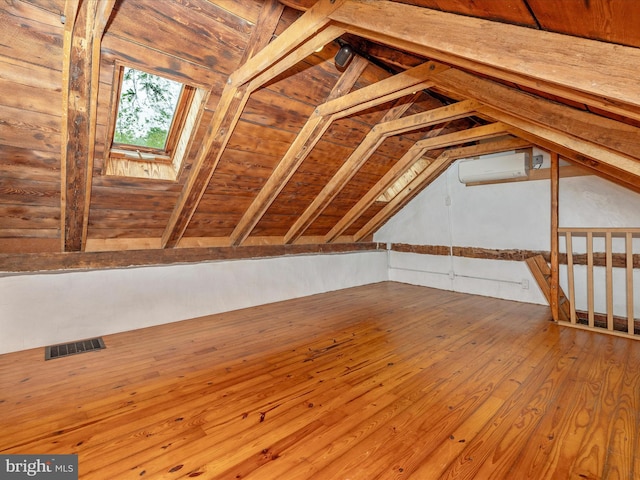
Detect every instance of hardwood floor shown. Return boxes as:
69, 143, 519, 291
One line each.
1, 282, 638, 479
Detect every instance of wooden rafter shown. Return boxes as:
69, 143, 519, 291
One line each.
507, 127, 640, 196
61, 0, 115, 252
245, 26, 346, 93
161, 79, 248, 249
239, 0, 284, 65
329, 0, 640, 121
315, 62, 447, 118
429, 68, 640, 166
64, 0, 640, 254
411, 122, 508, 153
351, 125, 515, 242
161, 0, 346, 248
285, 99, 480, 244
225, 0, 640, 246
230, 61, 451, 246
475, 105, 640, 184
283, 94, 420, 244
230, 0, 347, 87
229, 55, 369, 246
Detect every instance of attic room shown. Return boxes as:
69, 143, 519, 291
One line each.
1, 0, 640, 477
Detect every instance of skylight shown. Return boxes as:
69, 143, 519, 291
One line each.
114, 67, 184, 151
104, 63, 207, 181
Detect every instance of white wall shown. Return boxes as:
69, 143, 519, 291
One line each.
375, 148, 640, 311
0, 250, 387, 354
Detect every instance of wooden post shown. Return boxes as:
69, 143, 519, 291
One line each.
605, 232, 614, 331
550, 151, 560, 322
626, 232, 634, 335
587, 231, 595, 327
61, 0, 116, 251
565, 232, 576, 324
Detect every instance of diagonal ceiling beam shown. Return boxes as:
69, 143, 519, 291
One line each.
230, 61, 450, 246
285, 99, 481, 243
240, 0, 284, 65
230, 0, 347, 87
315, 62, 447, 117
476, 104, 640, 180
328, 0, 640, 121
162, 0, 345, 248
282, 100, 411, 245
431, 68, 640, 165
245, 25, 345, 94
61, 0, 116, 252
410, 122, 508, 151
229, 55, 369, 246
419, 65, 640, 193
325, 122, 507, 242
352, 136, 532, 242
506, 127, 640, 196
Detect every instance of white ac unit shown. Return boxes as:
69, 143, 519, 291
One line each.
458, 151, 529, 184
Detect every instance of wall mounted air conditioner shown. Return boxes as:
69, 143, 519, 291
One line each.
458, 151, 529, 184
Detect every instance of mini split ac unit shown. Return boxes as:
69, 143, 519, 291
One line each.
458, 151, 529, 184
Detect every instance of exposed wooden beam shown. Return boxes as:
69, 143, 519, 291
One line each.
374, 123, 452, 202
229, 55, 369, 246
239, 0, 285, 65
0, 243, 380, 274
412, 122, 508, 151
526, 165, 592, 182
329, 0, 640, 120
61, 0, 115, 252
230, 61, 449, 246
432, 68, 640, 166
379, 99, 478, 135
283, 96, 419, 244
230, 0, 347, 87
162, 1, 344, 248
475, 104, 640, 185
391, 243, 640, 269
421, 65, 640, 190
278, 0, 316, 10
161, 83, 249, 248
352, 132, 525, 242
343, 34, 425, 71
285, 99, 480, 244
507, 127, 640, 196
246, 25, 346, 93
464, 164, 594, 187
316, 62, 447, 117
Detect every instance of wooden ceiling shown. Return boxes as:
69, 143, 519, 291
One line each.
1, 0, 639, 270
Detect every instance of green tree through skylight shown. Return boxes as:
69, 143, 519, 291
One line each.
114, 67, 183, 150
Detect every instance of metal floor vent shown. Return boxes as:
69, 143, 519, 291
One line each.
45, 337, 106, 360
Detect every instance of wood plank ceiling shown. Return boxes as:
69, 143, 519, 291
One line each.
0, 0, 639, 269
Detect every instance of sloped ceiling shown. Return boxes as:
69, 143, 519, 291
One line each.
0, 0, 639, 271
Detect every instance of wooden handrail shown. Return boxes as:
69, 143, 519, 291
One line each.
558, 227, 640, 234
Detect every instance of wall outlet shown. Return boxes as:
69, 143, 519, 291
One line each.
521, 279, 529, 289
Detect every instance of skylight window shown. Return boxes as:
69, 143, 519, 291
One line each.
104, 64, 208, 181
114, 67, 184, 152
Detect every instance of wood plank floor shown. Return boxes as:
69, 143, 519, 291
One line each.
1, 281, 639, 479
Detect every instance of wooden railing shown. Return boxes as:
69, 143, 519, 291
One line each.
558, 227, 640, 339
